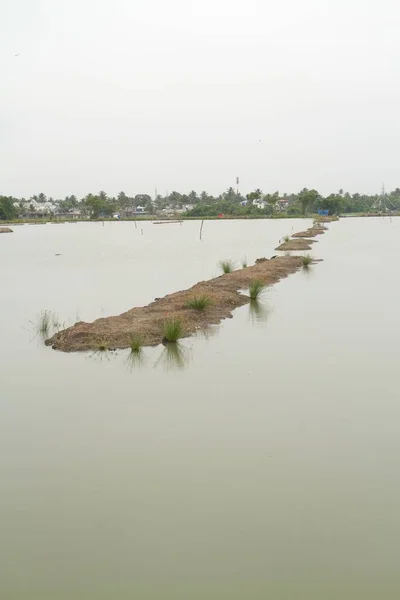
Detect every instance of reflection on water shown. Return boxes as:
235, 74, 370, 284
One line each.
154, 341, 190, 371
125, 348, 147, 370
301, 263, 314, 278
88, 347, 117, 364
248, 299, 270, 324
195, 324, 219, 341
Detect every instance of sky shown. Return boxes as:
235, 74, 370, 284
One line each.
1, 0, 400, 198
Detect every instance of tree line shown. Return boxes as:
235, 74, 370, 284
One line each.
1, 187, 400, 220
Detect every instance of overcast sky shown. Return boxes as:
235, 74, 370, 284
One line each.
1, 0, 399, 198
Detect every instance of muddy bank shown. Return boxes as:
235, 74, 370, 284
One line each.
153, 220, 183, 225
316, 215, 339, 223
46, 256, 305, 352
275, 239, 315, 251
0, 227, 13, 234
292, 227, 325, 238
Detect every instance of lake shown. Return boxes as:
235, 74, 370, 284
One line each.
1, 217, 400, 599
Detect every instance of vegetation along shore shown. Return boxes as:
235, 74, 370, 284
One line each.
1, 186, 398, 222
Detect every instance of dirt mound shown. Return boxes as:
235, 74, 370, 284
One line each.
0, 227, 13, 234
275, 239, 315, 251
46, 256, 305, 352
292, 227, 325, 238
316, 215, 339, 223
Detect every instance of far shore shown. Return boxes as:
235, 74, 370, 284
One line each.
1, 211, 391, 227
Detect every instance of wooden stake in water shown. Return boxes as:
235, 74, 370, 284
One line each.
199, 219, 204, 240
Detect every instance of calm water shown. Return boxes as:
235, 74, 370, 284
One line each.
1, 218, 400, 599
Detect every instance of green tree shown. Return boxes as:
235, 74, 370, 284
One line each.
134, 194, 153, 210
187, 190, 198, 204
168, 191, 184, 207
246, 189, 262, 201
0, 196, 17, 220
224, 187, 238, 202
263, 191, 279, 212
297, 188, 320, 215
84, 193, 113, 218
318, 194, 343, 215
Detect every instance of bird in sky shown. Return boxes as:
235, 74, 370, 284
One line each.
14, 53, 20, 57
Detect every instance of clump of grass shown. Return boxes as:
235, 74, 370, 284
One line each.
129, 333, 144, 353
162, 317, 183, 343
248, 279, 265, 300
241, 257, 248, 268
32, 309, 63, 339
302, 254, 313, 267
185, 294, 213, 311
283, 235, 291, 242
218, 259, 235, 274
37, 310, 52, 336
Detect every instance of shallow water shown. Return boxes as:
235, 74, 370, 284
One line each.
1, 217, 400, 599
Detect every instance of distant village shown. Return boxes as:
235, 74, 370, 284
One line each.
9, 190, 293, 220
2, 186, 393, 221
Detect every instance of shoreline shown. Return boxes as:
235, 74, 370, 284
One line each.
1, 212, 396, 227
2, 214, 311, 226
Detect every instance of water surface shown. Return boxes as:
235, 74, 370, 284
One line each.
1, 218, 400, 599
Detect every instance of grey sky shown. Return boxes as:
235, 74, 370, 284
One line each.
1, 0, 399, 198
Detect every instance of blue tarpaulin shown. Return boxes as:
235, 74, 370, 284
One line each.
318, 209, 329, 216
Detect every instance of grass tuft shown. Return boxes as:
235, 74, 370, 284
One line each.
283, 235, 291, 242
162, 317, 183, 343
185, 295, 213, 311
302, 254, 313, 267
248, 279, 265, 300
32, 310, 63, 339
37, 310, 52, 336
218, 259, 235, 274
241, 257, 248, 268
129, 333, 144, 352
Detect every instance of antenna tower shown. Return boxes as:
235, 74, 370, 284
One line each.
371, 184, 395, 212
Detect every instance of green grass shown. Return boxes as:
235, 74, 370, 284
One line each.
162, 317, 183, 343
218, 259, 235, 274
185, 294, 213, 311
37, 310, 52, 336
302, 254, 313, 267
129, 333, 144, 352
32, 309, 63, 339
248, 279, 265, 300
283, 235, 291, 242
241, 257, 248, 268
